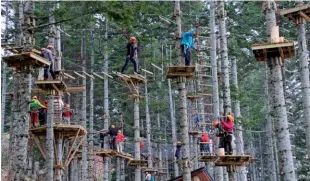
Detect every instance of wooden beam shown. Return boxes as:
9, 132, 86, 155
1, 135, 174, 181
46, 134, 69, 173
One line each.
299, 11, 310, 21
64, 129, 81, 166
151, 63, 163, 71
101, 71, 113, 79
66, 135, 85, 167
63, 72, 75, 80
92, 72, 104, 80
74, 71, 86, 79
141, 68, 154, 75
30, 133, 47, 160
82, 71, 95, 79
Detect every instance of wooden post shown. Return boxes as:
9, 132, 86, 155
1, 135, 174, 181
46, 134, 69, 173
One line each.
46, 94, 55, 180
134, 92, 141, 181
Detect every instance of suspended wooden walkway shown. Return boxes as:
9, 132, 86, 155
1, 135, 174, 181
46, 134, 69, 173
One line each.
198, 154, 252, 167
127, 159, 148, 167
280, 4, 310, 24
2, 51, 50, 68
35, 80, 67, 93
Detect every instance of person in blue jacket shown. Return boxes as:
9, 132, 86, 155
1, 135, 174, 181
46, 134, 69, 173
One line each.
180, 27, 197, 66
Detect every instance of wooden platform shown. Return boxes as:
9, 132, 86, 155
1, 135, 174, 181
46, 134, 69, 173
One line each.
29, 124, 87, 138
143, 168, 158, 173
214, 155, 252, 166
198, 153, 218, 162
280, 5, 310, 24
166, 66, 196, 79
2, 52, 51, 68
95, 149, 116, 157
32, 87, 85, 94
188, 130, 201, 135
251, 41, 294, 62
198, 122, 213, 126
115, 152, 133, 160
127, 159, 148, 167
35, 80, 67, 92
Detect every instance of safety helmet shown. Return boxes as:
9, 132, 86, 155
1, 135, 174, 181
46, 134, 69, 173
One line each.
129, 36, 136, 42
213, 121, 219, 127
227, 115, 234, 122
32, 96, 37, 99
111, 125, 115, 128
47, 44, 53, 49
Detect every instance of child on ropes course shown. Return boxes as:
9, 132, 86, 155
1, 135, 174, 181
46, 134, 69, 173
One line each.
194, 112, 200, 129
115, 130, 126, 153
62, 104, 73, 124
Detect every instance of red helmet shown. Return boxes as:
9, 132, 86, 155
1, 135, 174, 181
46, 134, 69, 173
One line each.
129, 36, 136, 42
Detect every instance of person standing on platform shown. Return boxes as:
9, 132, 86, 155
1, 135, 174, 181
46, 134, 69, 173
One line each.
221, 115, 234, 155
193, 112, 200, 129
180, 25, 198, 66
43, 44, 56, 80
62, 104, 73, 124
29, 96, 46, 127
121, 36, 139, 74
115, 130, 126, 153
108, 125, 118, 150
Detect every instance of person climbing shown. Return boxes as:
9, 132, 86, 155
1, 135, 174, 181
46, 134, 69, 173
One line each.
213, 120, 224, 149
43, 44, 56, 80
194, 112, 200, 129
145, 172, 152, 181
115, 130, 126, 153
108, 125, 118, 150
62, 104, 73, 124
180, 26, 198, 66
29, 96, 46, 127
121, 36, 139, 74
201, 133, 210, 153
221, 114, 234, 155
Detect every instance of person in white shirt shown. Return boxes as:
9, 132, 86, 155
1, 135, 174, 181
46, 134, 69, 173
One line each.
145, 172, 151, 181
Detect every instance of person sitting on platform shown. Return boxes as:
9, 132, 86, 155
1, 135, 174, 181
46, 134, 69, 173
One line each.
221, 115, 234, 155
180, 26, 198, 66
115, 130, 126, 153
29, 96, 46, 127
43, 44, 56, 80
62, 104, 73, 124
121, 36, 139, 74
108, 125, 118, 150
201, 133, 210, 153
194, 112, 200, 129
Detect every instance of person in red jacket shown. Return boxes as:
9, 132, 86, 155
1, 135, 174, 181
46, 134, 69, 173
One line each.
62, 104, 73, 124
140, 138, 144, 150
221, 114, 234, 155
200, 133, 210, 152
115, 130, 126, 153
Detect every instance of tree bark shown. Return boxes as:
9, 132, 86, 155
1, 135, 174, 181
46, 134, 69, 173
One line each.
210, 1, 223, 180
265, 2, 296, 180
103, 18, 110, 181
157, 113, 162, 181
174, 0, 182, 65
145, 75, 153, 168
81, 30, 88, 181
87, 30, 95, 181
46, 95, 54, 181
265, 65, 277, 181
298, 13, 310, 164
134, 95, 141, 181
177, 77, 191, 181
231, 58, 247, 181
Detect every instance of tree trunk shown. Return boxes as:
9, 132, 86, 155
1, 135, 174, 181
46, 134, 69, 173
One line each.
174, 0, 182, 65
103, 18, 110, 181
87, 30, 95, 181
265, 65, 277, 181
134, 95, 141, 181
265, 2, 296, 180
46, 95, 54, 180
210, 1, 223, 180
81, 30, 88, 181
177, 77, 191, 181
116, 158, 121, 181
157, 113, 162, 181
231, 58, 247, 181
168, 45, 178, 177
145, 74, 153, 168
13, 1, 34, 179
48, 2, 55, 47
298, 13, 310, 163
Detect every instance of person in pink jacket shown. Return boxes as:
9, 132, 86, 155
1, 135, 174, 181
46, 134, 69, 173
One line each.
221, 115, 234, 155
